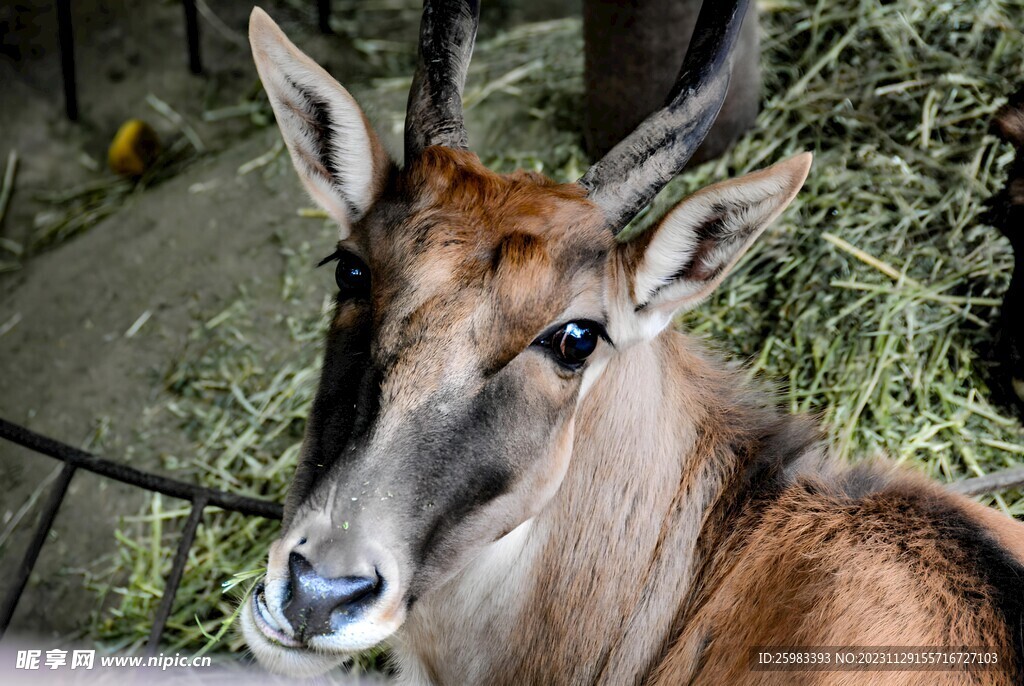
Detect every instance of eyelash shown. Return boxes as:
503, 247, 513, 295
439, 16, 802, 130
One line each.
317, 249, 344, 267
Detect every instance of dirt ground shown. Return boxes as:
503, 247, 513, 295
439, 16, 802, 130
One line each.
0, 0, 577, 646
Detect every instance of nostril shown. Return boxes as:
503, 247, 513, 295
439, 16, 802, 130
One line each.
283, 552, 383, 639
287, 551, 315, 585
340, 571, 381, 606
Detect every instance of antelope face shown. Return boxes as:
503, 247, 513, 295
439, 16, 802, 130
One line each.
241, 4, 809, 676
245, 155, 615, 675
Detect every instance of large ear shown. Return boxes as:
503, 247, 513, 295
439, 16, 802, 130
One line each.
249, 7, 392, 238
613, 153, 812, 342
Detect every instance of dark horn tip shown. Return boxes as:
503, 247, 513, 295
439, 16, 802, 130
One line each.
580, 0, 752, 233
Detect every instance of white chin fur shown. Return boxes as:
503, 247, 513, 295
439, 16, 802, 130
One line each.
241, 590, 407, 677
240, 596, 349, 677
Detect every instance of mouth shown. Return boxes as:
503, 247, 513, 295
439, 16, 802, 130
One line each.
242, 548, 408, 675
250, 582, 304, 649
243, 578, 353, 678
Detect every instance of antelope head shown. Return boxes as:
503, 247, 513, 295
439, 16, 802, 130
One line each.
242, 1, 810, 675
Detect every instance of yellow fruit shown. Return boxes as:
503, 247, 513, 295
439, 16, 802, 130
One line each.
107, 120, 161, 177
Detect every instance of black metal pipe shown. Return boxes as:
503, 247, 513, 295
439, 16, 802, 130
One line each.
182, 0, 202, 74
0, 462, 77, 637
318, 0, 332, 34
0, 418, 283, 520
145, 497, 207, 655
55, 0, 78, 120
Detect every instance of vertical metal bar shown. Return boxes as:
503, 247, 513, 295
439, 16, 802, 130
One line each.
0, 462, 76, 637
55, 0, 78, 120
145, 496, 206, 656
182, 0, 202, 74
318, 0, 332, 34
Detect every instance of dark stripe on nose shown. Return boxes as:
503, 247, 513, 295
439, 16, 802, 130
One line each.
415, 462, 512, 567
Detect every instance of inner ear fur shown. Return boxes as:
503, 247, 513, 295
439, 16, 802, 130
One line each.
249, 7, 392, 237
623, 152, 812, 314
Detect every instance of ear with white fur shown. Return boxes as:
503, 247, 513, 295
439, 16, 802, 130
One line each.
249, 7, 391, 238
614, 153, 812, 342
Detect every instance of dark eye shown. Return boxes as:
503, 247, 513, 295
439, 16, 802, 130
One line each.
326, 251, 370, 296
534, 320, 604, 369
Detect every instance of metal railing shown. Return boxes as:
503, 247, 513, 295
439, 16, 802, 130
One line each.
0, 417, 282, 656
54, 0, 336, 120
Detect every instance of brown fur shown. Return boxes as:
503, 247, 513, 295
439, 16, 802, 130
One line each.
254, 146, 1024, 686
355, 148, 612, 379
401, 331, 1024, 685
246, 14, 1024, 682
658, 469, 1022, 685
994, 101, 1024, 150
322, 150, 1024, 681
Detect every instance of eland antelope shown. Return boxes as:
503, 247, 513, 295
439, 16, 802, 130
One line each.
240, 1, 1024, 683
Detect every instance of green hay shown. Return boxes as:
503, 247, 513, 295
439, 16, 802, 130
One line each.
82, 0, 1024, 667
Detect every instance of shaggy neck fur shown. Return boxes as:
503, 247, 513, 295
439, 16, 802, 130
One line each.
392, 328, 821, 685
